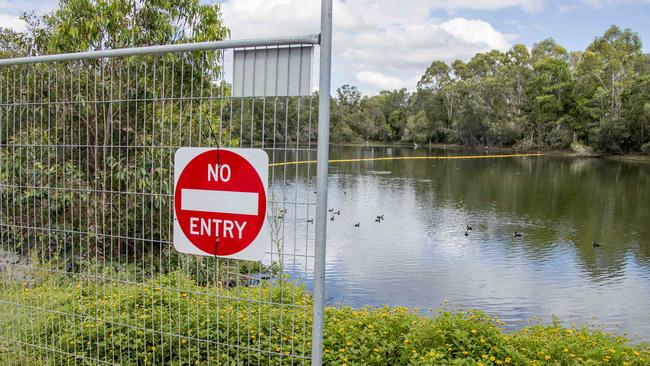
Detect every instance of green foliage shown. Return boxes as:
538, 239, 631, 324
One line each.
0, 0, 235, 261
641, 142, 650, 155
525, 50, 574, 149
2, 0, 229, 55
1, 271, 310, 365
403, 110, 432, 144
329, 26, 650, 154
2, 272, 649, 365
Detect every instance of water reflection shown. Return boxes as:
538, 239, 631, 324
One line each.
269, 146, 650, 340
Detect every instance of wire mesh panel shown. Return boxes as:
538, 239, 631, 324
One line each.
0, 39, 319, 365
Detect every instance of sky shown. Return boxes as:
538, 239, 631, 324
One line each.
1, 0, 649, 94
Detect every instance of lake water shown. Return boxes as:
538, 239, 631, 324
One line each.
270, 145, 650, 341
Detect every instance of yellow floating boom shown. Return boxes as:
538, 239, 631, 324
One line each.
269, 153, 544, 167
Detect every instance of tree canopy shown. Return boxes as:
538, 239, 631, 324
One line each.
330, 26, 650, 154
0, 0, 230, 259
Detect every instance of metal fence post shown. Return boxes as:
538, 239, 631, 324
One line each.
311, 0, 332, 364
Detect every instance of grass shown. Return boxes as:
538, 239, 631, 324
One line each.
1, 271, 648, 365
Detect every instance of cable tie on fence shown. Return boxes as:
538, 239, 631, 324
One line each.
214, 236, 220, 259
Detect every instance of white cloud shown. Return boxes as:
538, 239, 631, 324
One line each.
355, 71, 405, 90
221, 0, 519, 93
440, 18, 511, 51
0, 0, 58, 32
0, 12, 25, 32
221, 0, 369, 38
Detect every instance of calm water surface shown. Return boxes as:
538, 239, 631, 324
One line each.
270, 145, 650, 340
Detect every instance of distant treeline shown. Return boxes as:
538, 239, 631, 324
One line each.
330, 26, 650, 154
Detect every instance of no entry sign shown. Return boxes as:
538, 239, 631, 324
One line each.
173, 148, 268, 260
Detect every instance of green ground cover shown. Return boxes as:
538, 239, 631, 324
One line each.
1, 272, 648, 365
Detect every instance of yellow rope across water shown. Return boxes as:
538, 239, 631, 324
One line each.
268, 152, 544, 167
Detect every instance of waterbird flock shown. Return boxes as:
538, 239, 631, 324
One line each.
463, 226, 602, 248
297, 207, 602, 248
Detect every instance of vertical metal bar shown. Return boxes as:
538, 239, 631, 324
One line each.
311, 0, 332, 364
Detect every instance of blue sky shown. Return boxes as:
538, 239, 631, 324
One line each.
460, 1, 650, 52
1, 0, 649, 93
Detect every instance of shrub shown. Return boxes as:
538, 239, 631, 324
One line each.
1, 272, 649, 365
641, 142, 650, 155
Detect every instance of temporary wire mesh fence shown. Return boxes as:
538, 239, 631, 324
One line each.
0, 38, 320, 365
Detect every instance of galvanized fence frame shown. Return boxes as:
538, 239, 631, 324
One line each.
0, 21, 331, 366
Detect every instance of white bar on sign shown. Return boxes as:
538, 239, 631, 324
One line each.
181, 189, 259, 215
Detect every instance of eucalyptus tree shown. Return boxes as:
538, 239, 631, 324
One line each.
526, 39, 574, 148
418, 60, 455, 129
0, 0, 229, 260
325, 26, 648, 154
574, 26, 645, 152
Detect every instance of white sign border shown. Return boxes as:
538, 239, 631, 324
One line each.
173, 147, 269, 260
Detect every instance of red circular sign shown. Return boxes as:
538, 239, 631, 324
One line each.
174, 150, 267, 256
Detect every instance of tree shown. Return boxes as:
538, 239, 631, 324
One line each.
2, 0, 228, 56
526, 42, 574, 148
336, 84, 362, 108
403, 111, 432, 144
0, 0, 229, 259
531, 38, 569, 64
326, 25, 648, 154
418, 61, 457, 131
574, 26, 645, 152
418, 61, 451, 91
378, 88, 409, 138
